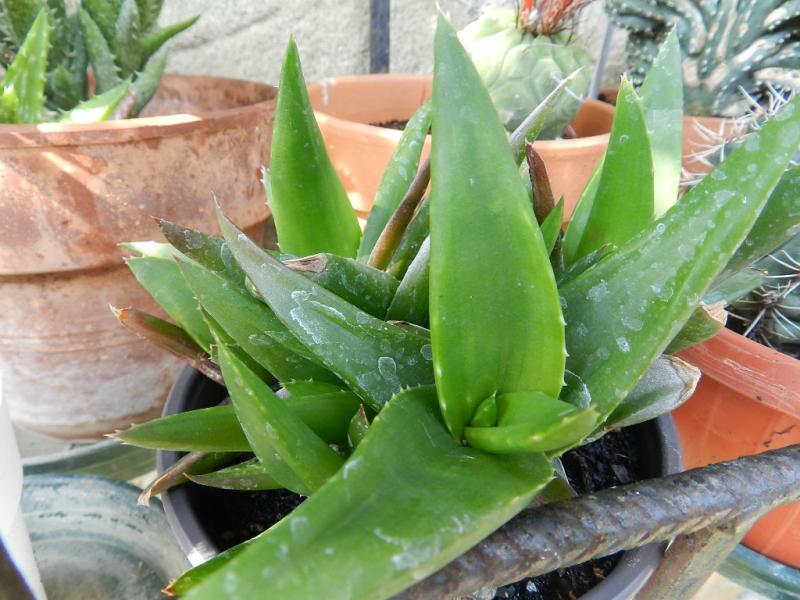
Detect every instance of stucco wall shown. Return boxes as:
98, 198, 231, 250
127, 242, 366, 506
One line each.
159, 1, 628, 87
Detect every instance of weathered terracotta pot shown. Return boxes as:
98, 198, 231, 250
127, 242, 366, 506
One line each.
0, 75, 275, 439
307, 74, 614, 218
675, 328, 800, 568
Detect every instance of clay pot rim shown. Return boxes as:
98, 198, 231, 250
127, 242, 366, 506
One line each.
308, 73, 614, 149
0, 74, 277, 148
716, 326, 800, 368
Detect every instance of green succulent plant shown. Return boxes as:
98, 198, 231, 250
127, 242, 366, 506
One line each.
0, 0, 196, 123
458, 0, 593, 138
683, 88, 800, 358
605, 0, 800, 117
111, 18, 800, 600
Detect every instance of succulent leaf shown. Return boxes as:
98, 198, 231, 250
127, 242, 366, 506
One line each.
114, 0, 141, 76
79, 8, 121, 92
129, 50, 164, 116
268, 38, 361, 258
561, 94, 800, 416
178, 258, 338, 384
187, 459, 282, 492
59, 76, 129, 122
2, 8, 49, 123
430, 16, 565, 439
639, 29, 683, 216
569, 80, 654, 262
216, 342, 344, 495
138, 14, 197, 65
177, 386, 552, 600
358, 100, 431, 261
217, 207, 434, 412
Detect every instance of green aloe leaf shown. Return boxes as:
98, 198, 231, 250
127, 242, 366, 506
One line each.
114, 0, 141, 76
666, 302, 726, 354
705, 268, 767, 305
135, 0, 162, 32
346, 404, 370, 449
59, 77, 130, 122
639, 29, 683, 217
179, 386, 552, 600
284, 253, 399, 318
1, 0, 42, 44
217, 342, 344, 495
187, 458, 282, 491
562, 160, 602, 266
385, 236, 430, 327
82, 0, 121, 47
717, 167, 800, 282
125, 255, 213, 351
430, 16, 564, 439
3, 9, 49, 123
218, 207, 434, 412
540, 199, 564, 255
560, 94, 800, 416
159, 220, 245, 287
465, 392, 598, 454
177, 258, 338, 384
139, 15, 198, 65
570, 80, 654, 262
0, 86, 20, 122
268, 38, 360, 258
385, 195, 430, 280
358, 101, 431, 261
115, 383, 360, 451
79, 8, 121, 93
603, 355, 699, 430
116, 406, 249, 452
129, 50, 165, 116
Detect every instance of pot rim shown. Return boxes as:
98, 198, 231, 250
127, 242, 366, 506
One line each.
307, 73, 614, 150
157, 366, 682, 598
0, 74, 276, 148
678, 327, 800, 415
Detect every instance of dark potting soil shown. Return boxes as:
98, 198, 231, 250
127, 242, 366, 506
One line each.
370, 118, 409, 130
188, 427, 646, 599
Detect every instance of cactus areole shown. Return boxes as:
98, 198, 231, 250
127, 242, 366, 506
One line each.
458, 0, 593, 137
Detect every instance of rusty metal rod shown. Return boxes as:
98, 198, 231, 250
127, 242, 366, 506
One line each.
401, 445, 800, 599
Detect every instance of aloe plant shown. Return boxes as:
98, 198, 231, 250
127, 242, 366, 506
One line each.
0, 0, 196, 123
112, 17, 800, 600
458, 0, 593, 138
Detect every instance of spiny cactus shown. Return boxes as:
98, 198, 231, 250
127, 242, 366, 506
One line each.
0, 0, 197, 123
459, 0, 593, 138
605, 0, 800, 117
730, 236, 800, 356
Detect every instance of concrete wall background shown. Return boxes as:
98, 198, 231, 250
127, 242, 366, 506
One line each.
159, 1, 628, 87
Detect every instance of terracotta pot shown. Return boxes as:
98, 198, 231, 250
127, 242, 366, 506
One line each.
0, 75, 276, 440
681, 115, 740, 175
307, 74, 614, 218
675, 328, 800, 567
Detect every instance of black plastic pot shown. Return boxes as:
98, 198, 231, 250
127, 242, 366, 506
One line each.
158, 366, 683, 599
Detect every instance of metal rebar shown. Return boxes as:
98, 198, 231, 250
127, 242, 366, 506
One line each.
400, 445, 800, 599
